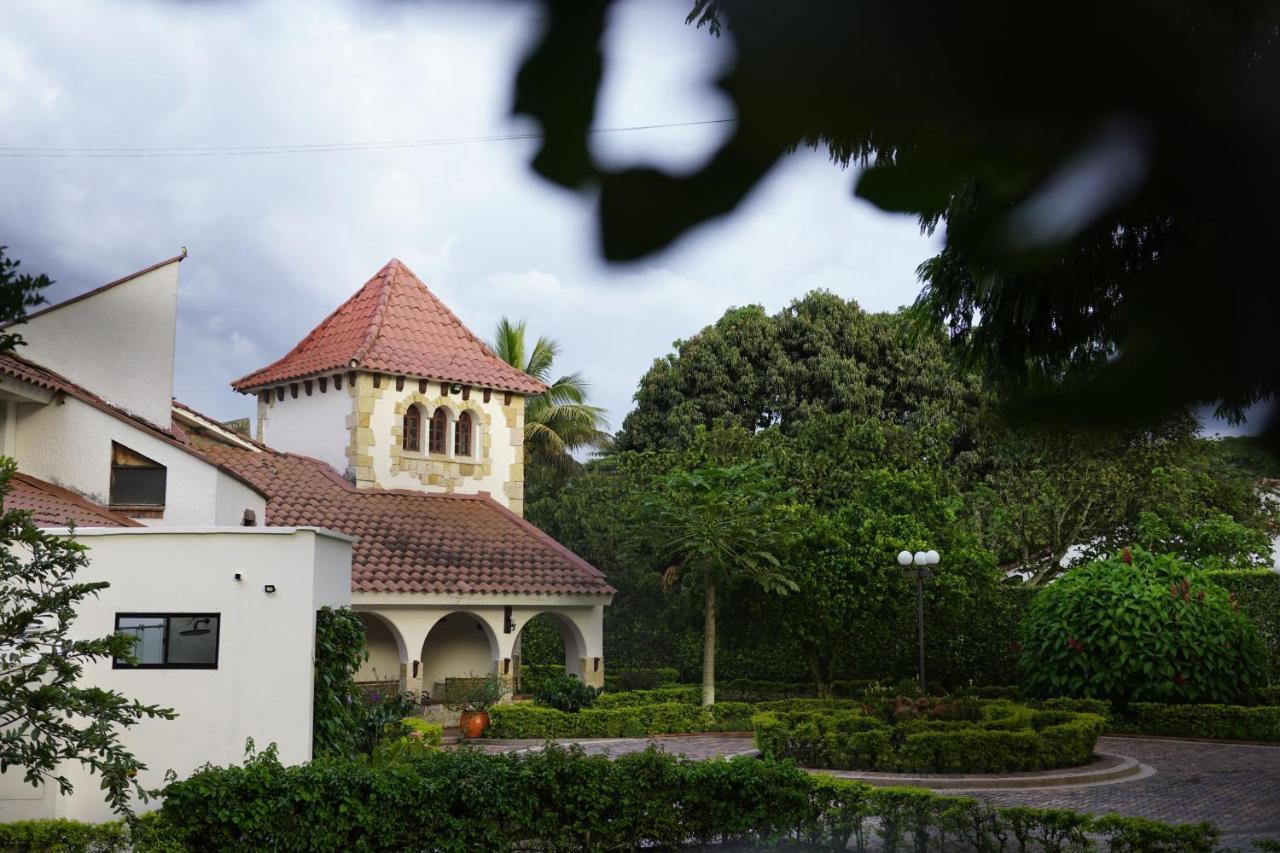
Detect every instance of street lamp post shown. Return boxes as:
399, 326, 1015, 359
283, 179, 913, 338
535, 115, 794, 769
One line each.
897, 549, 940, 695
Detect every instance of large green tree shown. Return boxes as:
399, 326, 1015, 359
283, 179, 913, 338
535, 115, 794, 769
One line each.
510, 0, 1280, 441
636, 462, 799, 705
489, 317, 610, 473
616, 291, 981, 453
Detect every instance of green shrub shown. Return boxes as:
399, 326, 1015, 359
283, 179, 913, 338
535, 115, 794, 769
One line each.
155, 743, 1219, 851
1020, 549, 1267, 705
400, 717, 443, 747
516, 663, 564, 696
603, 666, 682, 691
487, 700, 733, 738
533, 672, 602, 712
1112, 702, 1280, 741
753, 702, 1104, 773
0, 813, 181, 852
595, 686, 702, 707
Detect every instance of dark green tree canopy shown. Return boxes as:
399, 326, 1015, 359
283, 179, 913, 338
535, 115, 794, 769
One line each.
616, 291, 980, 452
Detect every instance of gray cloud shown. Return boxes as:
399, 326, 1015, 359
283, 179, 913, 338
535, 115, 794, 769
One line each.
0, 0, 940, 430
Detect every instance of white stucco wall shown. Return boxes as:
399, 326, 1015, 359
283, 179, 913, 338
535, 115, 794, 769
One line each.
18, 261, 179, 427
0, 526, 352, 823
11, 393, 265, 526
419, 613, 499, 695
352, 595, 609, 694
256, 380, 353, 474
367, 381, 522, 507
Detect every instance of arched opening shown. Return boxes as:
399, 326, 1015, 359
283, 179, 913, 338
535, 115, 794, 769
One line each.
402, 405, 423, 452
513, 612, 587, 695
454, 410, 473, 457
419, 611, 498, 699
356, 611, 407, 690
428, 407, 449, 455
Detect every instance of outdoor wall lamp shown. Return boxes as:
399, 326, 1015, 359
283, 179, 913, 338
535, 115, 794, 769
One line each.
897, 549, 940, 695
503, 658, 511, 675
263, 584, 277, 594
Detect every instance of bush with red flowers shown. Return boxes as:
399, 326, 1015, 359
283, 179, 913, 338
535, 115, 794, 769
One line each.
1019, 548, 1266, 705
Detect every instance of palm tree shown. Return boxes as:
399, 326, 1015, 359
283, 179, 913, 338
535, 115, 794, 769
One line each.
490, 317, 610, 472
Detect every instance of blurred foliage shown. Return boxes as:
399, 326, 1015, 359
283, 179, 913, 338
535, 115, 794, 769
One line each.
514, 0, 1280, 440
0, 246, 49, 352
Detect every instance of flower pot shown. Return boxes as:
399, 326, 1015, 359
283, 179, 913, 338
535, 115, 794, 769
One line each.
459, 710, 490, 738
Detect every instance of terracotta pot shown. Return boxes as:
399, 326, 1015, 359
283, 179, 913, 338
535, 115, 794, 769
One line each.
459, 710, 490, 739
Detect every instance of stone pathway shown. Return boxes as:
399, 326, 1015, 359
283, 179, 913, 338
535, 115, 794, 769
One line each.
472, 734, 1280, 849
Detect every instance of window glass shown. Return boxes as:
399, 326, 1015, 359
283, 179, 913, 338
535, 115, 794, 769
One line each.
114, 614, 219, 668
454, 411, 473, 456
117, 616, 165, 664
428, 408, 448, 454
168, 616, 219, 664
110, 443, 166, 507
403, 406, 421, 452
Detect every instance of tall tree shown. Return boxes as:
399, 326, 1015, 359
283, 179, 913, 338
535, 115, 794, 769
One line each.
510, 0, 1280, 441
490, 317, 610, 473
636, 462, 798, 705
616, 291, 981, 454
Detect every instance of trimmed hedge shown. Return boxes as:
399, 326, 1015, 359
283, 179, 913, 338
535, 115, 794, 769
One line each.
602, 666, 681, 691
1111, 702, 1280, 742
753, 702, 1105, 773
0, 812, 177, 852
154, 743, 1219, 852
486, 700, 755, 738
400, 717, 443, 747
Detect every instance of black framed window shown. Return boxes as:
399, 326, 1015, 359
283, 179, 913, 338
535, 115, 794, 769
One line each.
109, 443, 166, 509
114, 613, 220, 669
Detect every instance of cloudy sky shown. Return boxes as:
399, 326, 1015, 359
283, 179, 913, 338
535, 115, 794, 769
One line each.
0, 0, 940, 429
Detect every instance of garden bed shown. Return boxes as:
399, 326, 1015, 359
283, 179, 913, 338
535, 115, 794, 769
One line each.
753, 701, 1105, 773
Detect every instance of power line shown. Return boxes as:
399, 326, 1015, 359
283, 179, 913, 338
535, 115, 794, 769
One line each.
0, 118, 736, 159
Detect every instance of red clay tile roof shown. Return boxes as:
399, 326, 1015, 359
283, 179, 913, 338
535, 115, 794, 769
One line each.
230, 259, 547, 395
0, 352, 267, 499
5, 473, 141, 528
198, 445, 612, 597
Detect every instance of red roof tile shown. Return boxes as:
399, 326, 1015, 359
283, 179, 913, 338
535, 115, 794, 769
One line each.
5, 473, 141, 528
0, 352, 267, 499
231, 259, 546, 395
198, 445, 613, 597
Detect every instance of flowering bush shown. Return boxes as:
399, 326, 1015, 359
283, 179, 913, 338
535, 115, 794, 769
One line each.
1019, 548, 1266, 705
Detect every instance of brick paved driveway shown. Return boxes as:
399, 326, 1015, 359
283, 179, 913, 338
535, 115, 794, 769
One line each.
475, 734, 1280, 849
976, 736, 1280, 850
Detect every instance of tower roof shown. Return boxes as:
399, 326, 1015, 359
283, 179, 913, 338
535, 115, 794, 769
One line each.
231, 259, 546, 395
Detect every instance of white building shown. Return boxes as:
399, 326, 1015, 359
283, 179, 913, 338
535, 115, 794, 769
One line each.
0, 253, 612, 821
0, 254, 353, 822
219, 259, 614, 704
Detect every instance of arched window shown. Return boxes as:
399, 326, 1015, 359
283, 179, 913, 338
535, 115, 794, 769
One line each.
428, 407, 448, 454
454, 411, 473, 456
402, 405, 422, 452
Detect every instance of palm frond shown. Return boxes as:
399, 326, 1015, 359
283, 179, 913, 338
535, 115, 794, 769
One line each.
526, 336, 561, 382
489, 317, 527, 370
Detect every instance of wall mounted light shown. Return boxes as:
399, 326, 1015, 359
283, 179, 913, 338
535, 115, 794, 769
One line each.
593, 657, 600, 672
263, 584, 277, 594
503, 606, 515, 634
234, 573, 242, 581
503, 658, 511, 675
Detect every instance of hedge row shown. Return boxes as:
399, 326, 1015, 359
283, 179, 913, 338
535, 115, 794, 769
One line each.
486, 700, 756, 738
0, 813, 177, 852
1110, 702, 1280, 742
151, 743, 1219, 852
605, 571, 1280, 687
753, 704, 1105, 773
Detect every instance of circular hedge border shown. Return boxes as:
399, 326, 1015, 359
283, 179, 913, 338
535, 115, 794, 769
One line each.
753, 701, 1105, 773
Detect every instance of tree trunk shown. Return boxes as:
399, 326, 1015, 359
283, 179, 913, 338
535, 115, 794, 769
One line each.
702, 581, 716, 707
804, 645, 833, 699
